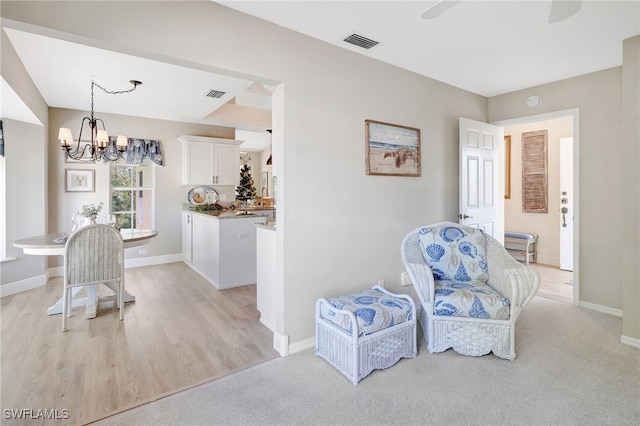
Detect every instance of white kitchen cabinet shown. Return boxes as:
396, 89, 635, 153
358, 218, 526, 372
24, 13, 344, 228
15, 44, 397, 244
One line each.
189, 212, 266, 289
182, 211, 193, 264
180, 135, 241, 186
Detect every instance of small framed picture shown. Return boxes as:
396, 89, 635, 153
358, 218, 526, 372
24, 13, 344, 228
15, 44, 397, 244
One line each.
65, 169, 95, 192
262, 171, 269, 194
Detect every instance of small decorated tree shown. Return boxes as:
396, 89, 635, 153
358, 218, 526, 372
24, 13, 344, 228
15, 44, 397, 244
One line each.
235, 163, 257, 201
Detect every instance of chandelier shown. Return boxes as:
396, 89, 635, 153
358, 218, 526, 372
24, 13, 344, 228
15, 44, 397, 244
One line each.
58, 78, 142, 162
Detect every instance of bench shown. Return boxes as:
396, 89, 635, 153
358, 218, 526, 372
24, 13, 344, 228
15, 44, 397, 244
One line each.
504, 232, 538, 265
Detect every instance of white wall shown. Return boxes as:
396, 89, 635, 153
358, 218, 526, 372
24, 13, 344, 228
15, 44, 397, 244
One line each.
504, 116, 573, 266
0, 119, 46, 286
621, 35, 639, 343
489, 67, 629, 317
0, 28, 48, 289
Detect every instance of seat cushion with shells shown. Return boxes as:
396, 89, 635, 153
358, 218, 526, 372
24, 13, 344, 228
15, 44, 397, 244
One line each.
434, 280, 510, 319
417, 225, 489, 283
319, 288, 414, 337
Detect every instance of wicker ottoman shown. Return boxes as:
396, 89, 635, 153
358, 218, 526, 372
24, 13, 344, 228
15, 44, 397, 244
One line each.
315, 285, 417, 384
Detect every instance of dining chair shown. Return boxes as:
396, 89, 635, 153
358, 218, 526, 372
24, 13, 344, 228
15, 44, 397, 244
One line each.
62, 224, 125, 332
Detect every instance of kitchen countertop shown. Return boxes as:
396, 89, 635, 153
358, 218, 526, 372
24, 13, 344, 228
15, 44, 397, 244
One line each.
255, 223, 276, 231
183, 206, 274, 220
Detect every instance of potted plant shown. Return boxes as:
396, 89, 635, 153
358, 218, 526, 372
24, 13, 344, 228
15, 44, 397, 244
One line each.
80, 202, 103, 223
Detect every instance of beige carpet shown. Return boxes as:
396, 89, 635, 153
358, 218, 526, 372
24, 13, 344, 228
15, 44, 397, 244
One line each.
92, 296, 640, 426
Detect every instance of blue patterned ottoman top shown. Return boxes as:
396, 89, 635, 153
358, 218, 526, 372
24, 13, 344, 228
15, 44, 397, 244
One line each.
320, 288, 413, 337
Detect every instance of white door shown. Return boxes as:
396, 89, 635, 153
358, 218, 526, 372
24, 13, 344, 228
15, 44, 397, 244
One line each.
459, 118, 504, 244
560, 137, 574, 271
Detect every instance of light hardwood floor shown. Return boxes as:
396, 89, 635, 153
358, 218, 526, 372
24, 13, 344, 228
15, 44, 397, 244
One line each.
1, 262, 279, 425
530, 262, 574, 304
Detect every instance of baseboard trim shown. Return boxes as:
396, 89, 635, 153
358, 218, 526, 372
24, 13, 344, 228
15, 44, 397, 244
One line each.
273, 332, 289, 356
621, 335, 640, 349
579, 300, 623, 317
0, 273, 48, 297
4, 254, 183, 292
125, 253, 183, 269
288, 336, 314, 355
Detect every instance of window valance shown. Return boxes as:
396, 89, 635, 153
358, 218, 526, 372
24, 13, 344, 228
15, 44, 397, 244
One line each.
105, 136, 164, 165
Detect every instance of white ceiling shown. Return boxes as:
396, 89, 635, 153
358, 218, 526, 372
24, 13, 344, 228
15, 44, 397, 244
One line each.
2, 1, 639, 151
220, 0, 639, 96
2, 26, 274, 151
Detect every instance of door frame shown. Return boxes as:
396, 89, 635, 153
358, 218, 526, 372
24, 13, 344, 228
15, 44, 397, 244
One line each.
492, 108, 579, 305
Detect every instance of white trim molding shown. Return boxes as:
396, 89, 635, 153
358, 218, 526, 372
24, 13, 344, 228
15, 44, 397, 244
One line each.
579, 301, 623, 318
3, 254, 183, 295
287, 336, 314, 355
621, 335, 640, 349
273, 332, 289, 357
0, 273, 48, 297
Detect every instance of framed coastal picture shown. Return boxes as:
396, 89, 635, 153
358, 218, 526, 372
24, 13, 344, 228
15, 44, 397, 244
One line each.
65, 169, 95, 192
365, 119, 421, 176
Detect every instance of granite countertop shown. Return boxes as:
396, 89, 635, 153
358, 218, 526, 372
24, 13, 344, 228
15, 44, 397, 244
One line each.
255, 222, 276, 231
183, 205, 273, 220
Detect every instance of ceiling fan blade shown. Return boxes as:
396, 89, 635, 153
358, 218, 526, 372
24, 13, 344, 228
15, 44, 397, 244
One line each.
548, 0, 582, 23
421, 0, 462, 20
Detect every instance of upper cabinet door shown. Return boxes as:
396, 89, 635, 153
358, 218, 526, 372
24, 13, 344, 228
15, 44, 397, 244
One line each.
214, 143, 240, 186
180, 135, 242, 186
184, 141, 215, 185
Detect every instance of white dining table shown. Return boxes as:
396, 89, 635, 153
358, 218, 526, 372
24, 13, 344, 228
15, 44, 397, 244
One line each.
13, 229, 158, 318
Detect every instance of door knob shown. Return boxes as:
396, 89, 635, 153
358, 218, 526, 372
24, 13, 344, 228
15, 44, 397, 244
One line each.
458, 213, 472, 219
561, 207, 568, 227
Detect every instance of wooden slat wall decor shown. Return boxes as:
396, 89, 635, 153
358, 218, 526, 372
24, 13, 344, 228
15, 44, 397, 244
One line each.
522, 130, 548, 213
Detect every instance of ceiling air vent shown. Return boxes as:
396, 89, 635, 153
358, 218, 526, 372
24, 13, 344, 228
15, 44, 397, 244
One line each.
343, 33, 379, 50
205, 89, 226, 99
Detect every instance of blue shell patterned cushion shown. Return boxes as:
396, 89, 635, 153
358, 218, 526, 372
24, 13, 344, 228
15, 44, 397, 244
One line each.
434, 280, 510, 319
417, 225, 489, 283
320, 288, 413, 336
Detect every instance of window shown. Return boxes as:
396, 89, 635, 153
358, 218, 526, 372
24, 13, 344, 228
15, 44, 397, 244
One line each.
110, 161, 154, 230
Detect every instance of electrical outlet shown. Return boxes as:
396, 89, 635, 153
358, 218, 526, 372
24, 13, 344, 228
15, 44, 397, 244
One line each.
377, 279, 385, 288
139, 249, 147, 255
238, 233, 249, 240
401, 271, 412, 286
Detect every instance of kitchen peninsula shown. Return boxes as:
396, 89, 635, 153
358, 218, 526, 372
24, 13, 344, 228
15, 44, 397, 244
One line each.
182, 206, 275, 290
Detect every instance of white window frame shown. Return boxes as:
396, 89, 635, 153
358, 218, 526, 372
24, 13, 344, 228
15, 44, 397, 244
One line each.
109, 160, 155, 231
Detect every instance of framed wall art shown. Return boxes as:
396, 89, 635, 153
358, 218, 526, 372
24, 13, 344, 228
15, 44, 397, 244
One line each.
505, 135, 511, 199
65, 169, 95, 192
522, 130, 548, 213
365, 119, 421, 177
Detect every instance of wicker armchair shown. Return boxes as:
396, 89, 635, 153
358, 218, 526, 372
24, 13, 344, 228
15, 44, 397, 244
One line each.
401, 222, 539, 360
